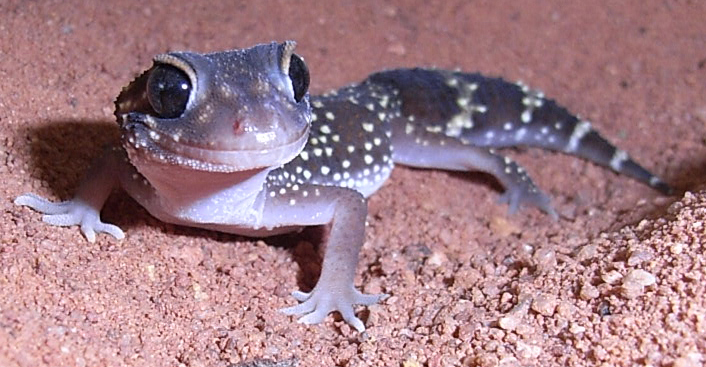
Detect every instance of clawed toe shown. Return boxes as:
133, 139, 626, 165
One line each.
15, 193, 125, 241
280, 286, 386, 333
499, 187, 556, 220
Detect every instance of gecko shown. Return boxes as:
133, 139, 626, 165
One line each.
15, 41, 671, 333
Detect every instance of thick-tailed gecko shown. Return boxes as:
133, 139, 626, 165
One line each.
16, 41, 670, 332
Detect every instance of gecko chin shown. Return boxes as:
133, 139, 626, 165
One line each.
121, 115, 309, 172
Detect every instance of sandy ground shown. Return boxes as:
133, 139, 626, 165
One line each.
2, 1, 705, 366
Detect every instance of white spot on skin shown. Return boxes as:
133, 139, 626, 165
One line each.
379, 95, 390, 108
405, 123, 415, 134
347, 145, 355, 153
320, 125, 331, 134
514, 127, 527, 141
521, 110, 532, 123
364, 155, 374, 165
566, 121, 592, 152
649, 176, 662, 187
289, 199, 296, 206
445, 114, 469, 137
364, 142, 373, 151
609, 149, 629, 171
320, 166, 330, 175
503, 122, 513, 131
362, 122, 374, 132
342, 160, 351, 168
303, 170, 312, 180
325, 111, 335, 120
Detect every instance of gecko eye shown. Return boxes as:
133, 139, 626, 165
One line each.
288, 53, 309, 103
146, 64, 192, 118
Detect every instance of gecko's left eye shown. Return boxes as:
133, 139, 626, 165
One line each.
146, 64, 192, 119
288, 53, 309, 103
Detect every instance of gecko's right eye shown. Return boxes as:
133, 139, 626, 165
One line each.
146, 64, 192, 119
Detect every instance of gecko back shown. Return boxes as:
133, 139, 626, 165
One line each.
273, 67, 670, 217
368, 68, 671, 194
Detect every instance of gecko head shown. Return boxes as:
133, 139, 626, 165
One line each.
115, 41, 311, 172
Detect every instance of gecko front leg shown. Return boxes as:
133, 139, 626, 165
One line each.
15, 147, 130, 242
262, 183, 386, 332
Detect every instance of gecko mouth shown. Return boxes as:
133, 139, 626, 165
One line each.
121, 113, 309, 172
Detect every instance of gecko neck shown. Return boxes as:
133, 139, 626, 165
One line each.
133, 159, 274, 225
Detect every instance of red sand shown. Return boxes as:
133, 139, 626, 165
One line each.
2, 1, 705, 366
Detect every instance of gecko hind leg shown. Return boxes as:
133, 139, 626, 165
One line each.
390, 120, 557, 219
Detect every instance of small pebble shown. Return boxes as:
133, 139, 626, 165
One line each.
601, 270, 623, 285
579, 283, 599, 300
623, 269, 656, 287
531, 294, 557, 316
627, 250, 653, 266
534, 247, 557, 272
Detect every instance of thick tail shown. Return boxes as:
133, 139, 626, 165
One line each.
451, 73, 673, 194
366, 68, 672, 194
558, 119, 672, 194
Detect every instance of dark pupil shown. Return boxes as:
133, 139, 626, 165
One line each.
146, 64, 191, 118
288, 54, 309, 103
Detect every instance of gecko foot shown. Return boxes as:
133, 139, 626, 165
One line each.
280, 286, 387, 333
497, 185, 557, 220
15, 193, 125, 242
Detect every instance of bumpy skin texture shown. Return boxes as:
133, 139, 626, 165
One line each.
15, 41, 670, 333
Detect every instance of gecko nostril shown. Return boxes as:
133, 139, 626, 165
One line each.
232, 119, 244, 135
